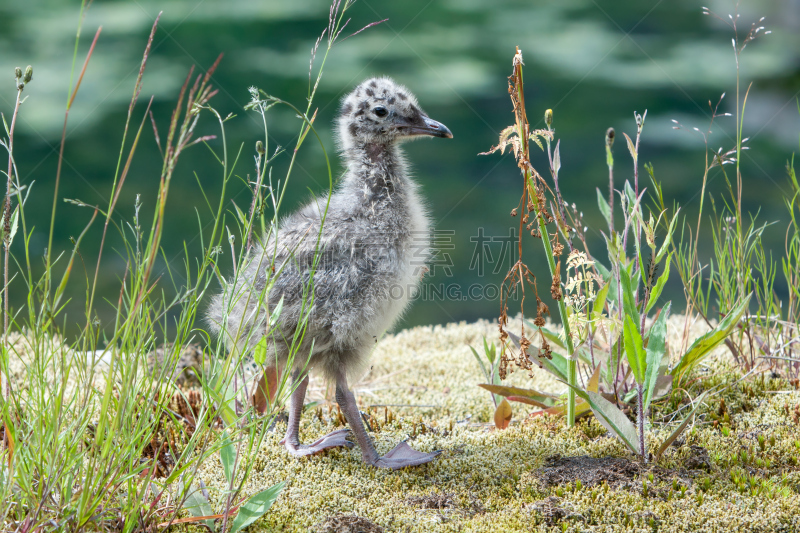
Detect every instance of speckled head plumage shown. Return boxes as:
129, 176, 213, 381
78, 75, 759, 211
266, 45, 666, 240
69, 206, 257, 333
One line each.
337, 77, 452, 151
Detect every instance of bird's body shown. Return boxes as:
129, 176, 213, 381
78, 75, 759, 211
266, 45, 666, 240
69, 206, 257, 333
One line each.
208, 77, 451, 469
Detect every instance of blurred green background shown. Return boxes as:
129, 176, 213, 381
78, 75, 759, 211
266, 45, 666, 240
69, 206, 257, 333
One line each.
1, 0, 799, 339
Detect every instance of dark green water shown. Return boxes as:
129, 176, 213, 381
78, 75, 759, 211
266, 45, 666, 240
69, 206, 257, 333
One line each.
1, 0, 799, 338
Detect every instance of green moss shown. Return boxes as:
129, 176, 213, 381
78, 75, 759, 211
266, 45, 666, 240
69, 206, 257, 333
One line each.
183, 317, 800, 532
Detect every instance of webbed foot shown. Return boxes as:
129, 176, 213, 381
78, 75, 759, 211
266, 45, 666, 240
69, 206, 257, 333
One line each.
281, 428, 354, 457
371, 441, 441, 470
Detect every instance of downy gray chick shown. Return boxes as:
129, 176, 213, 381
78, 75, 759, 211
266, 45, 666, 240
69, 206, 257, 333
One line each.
207, 77, 452, 469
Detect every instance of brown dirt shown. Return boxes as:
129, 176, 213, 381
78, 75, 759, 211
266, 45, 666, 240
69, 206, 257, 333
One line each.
682, 445, 711, 471
406, 493, 457, 510
528, 496, 583, 526
536, 455, 641, 488
314, 515, 384, 533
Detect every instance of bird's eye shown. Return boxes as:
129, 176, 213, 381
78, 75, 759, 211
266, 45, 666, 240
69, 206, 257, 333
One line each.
373, 106, 388, 117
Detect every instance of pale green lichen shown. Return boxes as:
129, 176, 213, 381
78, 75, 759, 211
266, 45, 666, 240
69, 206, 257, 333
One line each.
186, 316, 800, 532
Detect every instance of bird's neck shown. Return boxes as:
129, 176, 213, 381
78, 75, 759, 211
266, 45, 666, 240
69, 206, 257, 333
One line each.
344, 141, 405, 202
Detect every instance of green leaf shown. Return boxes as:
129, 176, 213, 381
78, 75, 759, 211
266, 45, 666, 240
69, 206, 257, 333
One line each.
470, 345, 490, 382
619, 261, 639, 327
671, 294, 752, 384
645, 253, 671, 313
529, 346, 570, 383
229, 482, 286, 533
184, 487, 215, 532
597, 189, 612, 229
483, 337, 496, 365
623, 132, 637, 165
220, 431, 236, 484
654, 391, 708, 461
7, 207, 18, 245
254, 337, 268, 366
643, 302, 670, 411
506, 328, 569, 380
267, 296, 284, 332
655, 210, 679, 263
553, 141, 561, 175
623, 315, 646, 385
233, 201, 248, 225
566, 383, 639, 454
592, 280, 610, 323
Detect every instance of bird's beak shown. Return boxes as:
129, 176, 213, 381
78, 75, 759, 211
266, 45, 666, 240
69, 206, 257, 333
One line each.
410, 116, 453, 138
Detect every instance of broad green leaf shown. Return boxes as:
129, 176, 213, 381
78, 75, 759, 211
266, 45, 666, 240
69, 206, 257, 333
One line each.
643, 302, 670, 411
655, 209, 680, 263
184, 488, 215, 532
494, 399, 512, 429
654, 391, 708, 461
623, 315, 646, 385
229, 482, 286, 533
597, 189, 612, 228
528, 345, 569, 383
671, 294, 752, 384
645, 253, 672, 313
220, 431, 236, 484
567, 383, 639, 454
619, 261, 639, 327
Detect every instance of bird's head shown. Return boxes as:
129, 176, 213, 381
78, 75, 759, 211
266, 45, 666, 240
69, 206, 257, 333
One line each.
337, 77, 452, 150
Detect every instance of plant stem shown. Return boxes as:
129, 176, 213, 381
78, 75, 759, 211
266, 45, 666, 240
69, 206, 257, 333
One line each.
2, 85, 22, 401
637, 383, 646, 462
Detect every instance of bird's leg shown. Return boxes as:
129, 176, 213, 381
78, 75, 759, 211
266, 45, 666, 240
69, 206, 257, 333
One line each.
334, 369, 441, 470
280, 369, 353, 457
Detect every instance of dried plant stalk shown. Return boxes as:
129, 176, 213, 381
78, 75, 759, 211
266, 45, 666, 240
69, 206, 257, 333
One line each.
484, 48, 578, 426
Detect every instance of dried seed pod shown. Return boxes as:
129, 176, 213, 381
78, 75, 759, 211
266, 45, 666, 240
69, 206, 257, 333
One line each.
606, 127, 615, 148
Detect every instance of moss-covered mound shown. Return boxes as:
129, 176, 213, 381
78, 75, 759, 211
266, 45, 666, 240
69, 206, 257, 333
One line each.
189, 317, 800, 532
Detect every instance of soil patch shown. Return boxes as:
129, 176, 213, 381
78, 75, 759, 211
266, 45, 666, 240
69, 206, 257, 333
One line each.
406, 493, 457, 510
537, 455, 640, 488
529, 496, 583, 526
682, 445, 711, 471
315, 515, 384, 533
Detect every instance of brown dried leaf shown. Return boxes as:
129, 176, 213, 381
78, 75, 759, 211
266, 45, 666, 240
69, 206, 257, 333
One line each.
494, 398, 513, 430
251, 364, 279, 415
